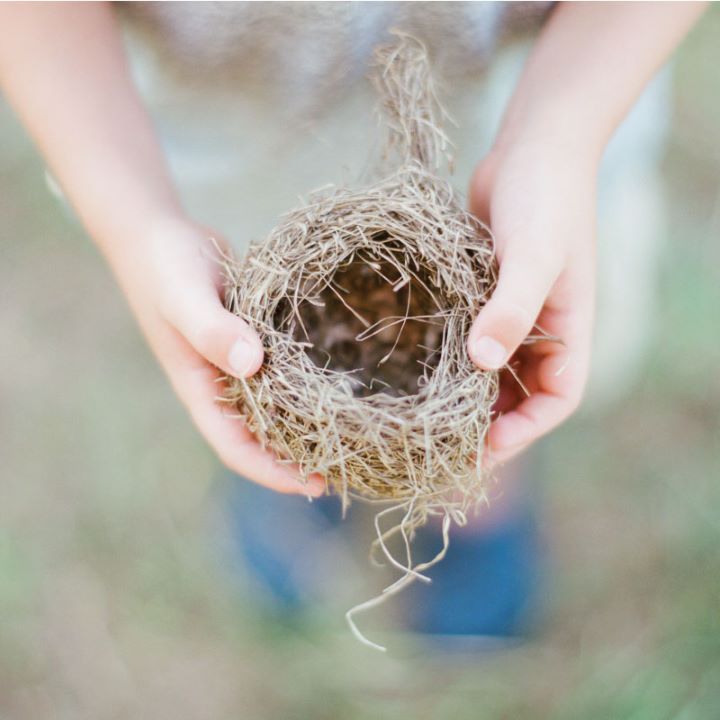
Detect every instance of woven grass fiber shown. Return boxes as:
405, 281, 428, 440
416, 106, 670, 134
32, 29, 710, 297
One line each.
223, 33, 499, 649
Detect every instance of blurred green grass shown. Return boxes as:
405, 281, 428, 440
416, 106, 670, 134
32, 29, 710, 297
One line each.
1, 9, 719, 720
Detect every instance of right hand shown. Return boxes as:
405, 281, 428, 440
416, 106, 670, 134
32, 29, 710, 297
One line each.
467, 136, 597, 465
106, 214, 325, 496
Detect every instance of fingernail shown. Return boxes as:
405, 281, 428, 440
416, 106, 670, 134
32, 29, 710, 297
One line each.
470, 336, 507, 369
228, 336, 261, 377
306, 473, 325, 497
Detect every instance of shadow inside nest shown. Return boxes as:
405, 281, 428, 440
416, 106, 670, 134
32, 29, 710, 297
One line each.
279, 242, 447, 399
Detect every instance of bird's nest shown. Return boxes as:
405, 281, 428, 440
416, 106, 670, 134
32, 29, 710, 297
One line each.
222, 33, 498, 649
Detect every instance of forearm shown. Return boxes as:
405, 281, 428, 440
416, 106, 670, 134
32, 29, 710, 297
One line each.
0, 3, 181, 260
495, 1, 706, 158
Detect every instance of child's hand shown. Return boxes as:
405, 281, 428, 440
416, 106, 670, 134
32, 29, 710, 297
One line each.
467, 138, 596, 463
0, 6, 324, 497
462, 0, 705, 464
113, 216, 325, 496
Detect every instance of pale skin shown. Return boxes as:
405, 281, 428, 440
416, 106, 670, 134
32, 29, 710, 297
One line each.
0, 2, 705, 494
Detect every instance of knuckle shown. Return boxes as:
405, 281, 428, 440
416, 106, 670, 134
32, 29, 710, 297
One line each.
488, 297, 537, 343
531, 249, 562, 278
189, 315, 227, 360
192, 322, 219, 355
500, 298, 537, 330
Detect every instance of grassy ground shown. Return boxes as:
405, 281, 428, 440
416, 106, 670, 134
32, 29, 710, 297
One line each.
1, 10, 719, 720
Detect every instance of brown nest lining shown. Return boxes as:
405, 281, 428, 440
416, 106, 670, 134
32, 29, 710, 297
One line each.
222, 33, 498, 649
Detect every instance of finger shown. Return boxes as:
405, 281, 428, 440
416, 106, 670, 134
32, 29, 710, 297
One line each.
158, 265, 264, 380
487, 328, 589, 462
468, 249, 561, 371
489, 391, 573, 462
169, 344, 324, 497
172, 291, 263, 380
148, 224, 265, 380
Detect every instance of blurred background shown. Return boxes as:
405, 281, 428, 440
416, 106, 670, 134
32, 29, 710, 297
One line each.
1, 7, 719, 719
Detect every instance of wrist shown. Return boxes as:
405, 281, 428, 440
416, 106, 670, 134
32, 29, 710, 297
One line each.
492, 96, 608, 171
97, 211, 215, 323
92, 203, 187, 261
92, 209, 203, 303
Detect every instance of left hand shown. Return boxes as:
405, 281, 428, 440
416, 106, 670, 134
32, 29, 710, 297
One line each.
467, 136, 599, 464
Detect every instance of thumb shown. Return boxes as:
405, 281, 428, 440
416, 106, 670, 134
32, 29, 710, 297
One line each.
468, 248, 560, 370
162, 279, 264, 379
148, 221, 265, 379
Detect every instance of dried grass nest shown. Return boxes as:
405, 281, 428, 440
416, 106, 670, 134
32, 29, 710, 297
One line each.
222, 34, 499, 647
